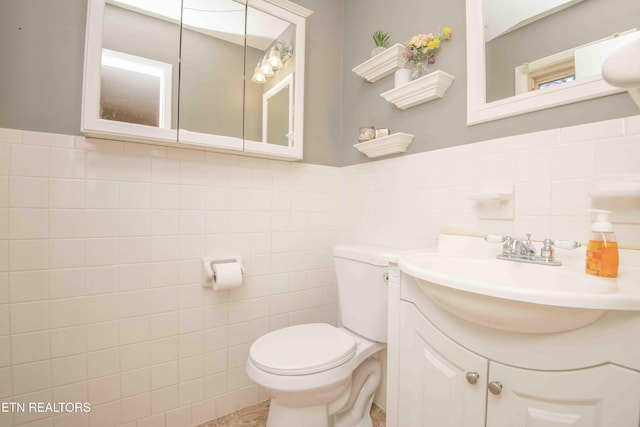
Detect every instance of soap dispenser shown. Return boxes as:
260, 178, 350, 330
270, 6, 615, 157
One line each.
585, 209, 619, 278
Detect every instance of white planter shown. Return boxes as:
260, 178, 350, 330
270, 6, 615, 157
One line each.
394, 68, 412, 88
371, 46, 387, 57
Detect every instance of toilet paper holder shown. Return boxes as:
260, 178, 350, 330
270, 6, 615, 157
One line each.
202, 256, 244, 287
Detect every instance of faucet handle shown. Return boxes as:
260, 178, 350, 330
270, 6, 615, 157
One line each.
485, 234, 507, 243
541, 239, 555, 261
552, 239, 581, 250
521, 233, 536, 255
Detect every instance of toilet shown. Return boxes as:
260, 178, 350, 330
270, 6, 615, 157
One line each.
246, 245, 390, 427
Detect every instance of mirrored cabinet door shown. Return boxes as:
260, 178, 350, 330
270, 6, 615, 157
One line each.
82, 0, 181, 142
242, 0, 309, 160
177, 0, 246, 151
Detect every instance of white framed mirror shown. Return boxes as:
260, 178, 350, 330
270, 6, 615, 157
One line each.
466, 0, 639, 125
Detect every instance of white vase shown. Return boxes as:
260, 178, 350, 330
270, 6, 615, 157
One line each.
394, 68, 411, 88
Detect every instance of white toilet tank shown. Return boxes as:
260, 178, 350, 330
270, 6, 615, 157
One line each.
333, 245, 391, 343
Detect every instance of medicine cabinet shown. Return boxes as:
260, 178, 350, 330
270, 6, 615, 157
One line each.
81, 0, 311, 160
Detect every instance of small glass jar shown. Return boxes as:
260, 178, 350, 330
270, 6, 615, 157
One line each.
358, 126, 376, 142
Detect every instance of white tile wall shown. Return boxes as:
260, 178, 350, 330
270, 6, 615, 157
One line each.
0, 129, 341, 427
340, 116, 640, 250
1, 116, 640, 426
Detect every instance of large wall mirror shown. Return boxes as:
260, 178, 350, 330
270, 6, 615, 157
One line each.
466, 0, 640, 125
82, 0, 311, 160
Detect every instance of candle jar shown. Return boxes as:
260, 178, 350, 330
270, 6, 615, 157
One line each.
358, 126, 376, 142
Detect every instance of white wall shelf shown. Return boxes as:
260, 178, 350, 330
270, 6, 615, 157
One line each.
381, 70, 455, 110
352, 43, 407, 83
353, 132, 414, 158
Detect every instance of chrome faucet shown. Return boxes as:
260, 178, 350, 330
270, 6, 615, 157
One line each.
510, 233, 536, 256
486, 234, 581, 266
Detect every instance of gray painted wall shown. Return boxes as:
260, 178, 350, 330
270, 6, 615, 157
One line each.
294, 0, 343, 165
339, 0, 640, 166
0, 0, 87, 135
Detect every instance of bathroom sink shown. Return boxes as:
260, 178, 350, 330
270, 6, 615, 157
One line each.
398, 251, 640, 334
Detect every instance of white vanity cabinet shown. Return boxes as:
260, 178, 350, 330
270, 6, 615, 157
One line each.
398, 300, 640, 427
82, 0, 311, 161
486, 362, 640, 426
398, 302, 487, 427
391, 261, 640, 427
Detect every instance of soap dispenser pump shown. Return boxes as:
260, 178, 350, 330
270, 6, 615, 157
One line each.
585, 209, 619, 278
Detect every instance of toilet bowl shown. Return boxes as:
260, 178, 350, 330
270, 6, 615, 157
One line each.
246, 324, 385, 427
246, 245, 392, 427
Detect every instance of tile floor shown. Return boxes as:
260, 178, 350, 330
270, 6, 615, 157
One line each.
196, 401, 386, 427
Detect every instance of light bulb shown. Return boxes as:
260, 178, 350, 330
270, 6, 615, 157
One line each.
268, 48, 283, 70
251, 66, 266, 83
260, 58, 274, 77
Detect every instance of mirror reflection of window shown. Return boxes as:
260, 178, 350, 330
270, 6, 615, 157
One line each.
513, 29, 640, 96
484, 0, 639, 103
100, 49, 172, 128
101, 0, 181, 129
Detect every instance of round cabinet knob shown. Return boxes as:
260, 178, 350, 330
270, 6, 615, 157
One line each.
488, 381, 503, 395
465, 372, 480, 385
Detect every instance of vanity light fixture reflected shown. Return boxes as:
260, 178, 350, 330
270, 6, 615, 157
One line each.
260, 57, 275, 77
268, 47, 283, 70
251, 65, 267, 83
251, 41, 293, 84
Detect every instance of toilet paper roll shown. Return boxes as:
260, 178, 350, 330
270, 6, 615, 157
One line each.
212, 262, 243, 291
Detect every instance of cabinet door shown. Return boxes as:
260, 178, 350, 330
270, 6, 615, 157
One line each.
242, 0, 308, 160
487, 362, 640, 427
177, 0, 246, 152
83, 0, 180, 143
398, 302, 487, 427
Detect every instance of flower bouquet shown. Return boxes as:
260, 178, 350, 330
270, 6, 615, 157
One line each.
405, 27, 452, 80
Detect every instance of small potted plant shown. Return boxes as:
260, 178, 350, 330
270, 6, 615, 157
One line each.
371, 30, 390, 57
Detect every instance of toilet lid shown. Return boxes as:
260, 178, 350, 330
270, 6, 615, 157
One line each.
249, 324, 357, 376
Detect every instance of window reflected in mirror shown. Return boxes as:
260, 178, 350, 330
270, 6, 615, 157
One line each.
101, 0, 181, 129
100, 49, 172, 128
484, 0, 639, 103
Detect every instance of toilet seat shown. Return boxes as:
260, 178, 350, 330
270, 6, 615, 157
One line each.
249, 323, 357, 376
